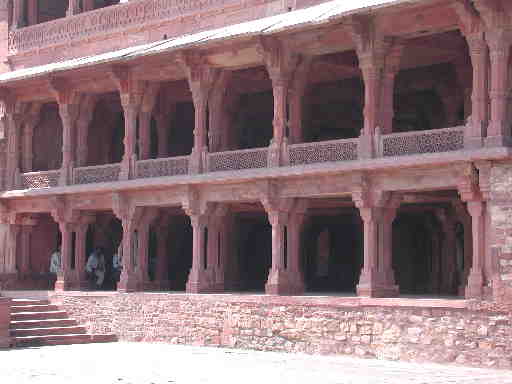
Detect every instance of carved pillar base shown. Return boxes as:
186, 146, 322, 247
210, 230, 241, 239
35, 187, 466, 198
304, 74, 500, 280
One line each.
186, 271, 215, 293
54, 272, 75, 292
265, 268, 305, 295
358, 134, 375, 159
356, 268, 399, 298
465, 268, 484, 299
117, 271, 140, 293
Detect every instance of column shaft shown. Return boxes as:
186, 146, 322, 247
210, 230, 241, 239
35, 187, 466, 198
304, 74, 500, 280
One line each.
55, 223, 73, 291
139, 112, 152, 160
486, 32, 511, 146
466, 201, 486, 298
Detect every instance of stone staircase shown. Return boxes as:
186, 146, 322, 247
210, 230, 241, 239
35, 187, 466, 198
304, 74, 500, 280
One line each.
10, 299, 117, 347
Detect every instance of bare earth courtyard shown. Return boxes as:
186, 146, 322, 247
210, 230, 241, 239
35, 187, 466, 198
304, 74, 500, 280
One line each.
1, 343, 512, 384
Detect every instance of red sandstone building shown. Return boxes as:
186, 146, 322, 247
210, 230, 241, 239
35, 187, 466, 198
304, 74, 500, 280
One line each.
0, 0, 511, 362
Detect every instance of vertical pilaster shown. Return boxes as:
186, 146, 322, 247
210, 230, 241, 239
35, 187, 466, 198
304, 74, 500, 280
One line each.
288, 57, 311, 144
67, 0, 81, 16
4, 105, 21, 190
22, 119, 35, 173
54, 222, 74, 291
137, 220, 150, 289
155, 111, 171, 158
465, 200, 486, 298
178, 54, 217, 174
113, 194, 142, 292
353, 187, 399, 297
486, 30, 512, 147
121, 102, 138, 179
58, 103, 78, 185
138, 111, 152, 160
18, 225, 33, 278
12, 0, 25, 29
186, 213, 208, 293
465, 33, 489, 148
260, 38, 299, 166
6, 223, 20, 274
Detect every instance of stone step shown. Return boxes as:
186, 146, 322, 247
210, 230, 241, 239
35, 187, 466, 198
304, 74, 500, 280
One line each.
10, 318, 78, 329
11, 325, 87, 337
11, 310, 68, 321
11, 304, 59, 313
14, 334, 117, 347
11, 299, 50, 306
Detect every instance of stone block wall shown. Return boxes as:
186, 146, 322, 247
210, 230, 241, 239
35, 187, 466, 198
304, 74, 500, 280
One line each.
0, 297, 11, 348
489, 163, 512, 305
51, 293, 512, 369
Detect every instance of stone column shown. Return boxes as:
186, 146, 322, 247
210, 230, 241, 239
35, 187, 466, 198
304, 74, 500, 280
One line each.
5, 223, 20, 275
354, 189, 399, 297
18, 225, 33, 279
117, 216, 138, 292
12, 0, 25, 29
58, 104, 78, 186
75, 216, 94, 290
27, 0, 38, 26
379, 44, 403, 135
5, 107, 21, 190
137, 220, 151, 290
22, 120, 35, 173
465, 33, 489, 148
262, 198, 306, 295
185, 213, 209, 293
284, 209, 306, 294
138, 111, 152, 160
178, 55, 217, 174
465, 200, 486, 298
67, 0, 81, 16
356, 207, 379, 296
120, 101, 139, 179
265, 208, 287, 294
209, 71, 231, 152
486, 30, 512, 147
54, 222, 74, 291
83, 0, 95, 12
260, 38, 299, 166
76, 118, 90, 167
113, 195, 143, 292
288, 58, 311, 144
377, 206, 399, 294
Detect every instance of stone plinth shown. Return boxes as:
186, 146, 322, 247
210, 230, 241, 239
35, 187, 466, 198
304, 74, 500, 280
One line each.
0, 297, 11, 348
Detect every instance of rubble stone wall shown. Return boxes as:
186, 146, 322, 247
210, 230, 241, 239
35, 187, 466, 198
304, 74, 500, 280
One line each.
51, 293, 512, 369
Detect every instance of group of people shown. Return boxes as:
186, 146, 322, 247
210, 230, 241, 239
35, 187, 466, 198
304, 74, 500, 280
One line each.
49, 245, 123, 289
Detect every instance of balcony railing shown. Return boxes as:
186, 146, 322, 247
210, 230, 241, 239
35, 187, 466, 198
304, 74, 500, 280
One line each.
136, 156, 189, 178
6, 126, 468, 192
73, 163, 122, 185
20, 170, 60, 189
288, 138, 358, 166
380, 126, 464, 157
8, 0, 243, 54
207, 147, 268, 172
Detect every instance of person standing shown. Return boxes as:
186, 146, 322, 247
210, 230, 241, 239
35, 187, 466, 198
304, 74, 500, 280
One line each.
49, 246, 61, 274
86, 247, 106, 289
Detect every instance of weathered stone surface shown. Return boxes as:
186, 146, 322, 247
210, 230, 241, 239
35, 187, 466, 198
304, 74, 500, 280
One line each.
51, 293, 512, 369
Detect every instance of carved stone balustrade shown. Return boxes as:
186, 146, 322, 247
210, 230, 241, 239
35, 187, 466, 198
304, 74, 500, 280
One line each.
73, 163, 122, 185
288, 138, 358, 166
380, 126, 464, 157
8, 0, 249, 54
20, 170, 61, 189
207, 148, 268, 172
136, 156, 189, 178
